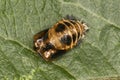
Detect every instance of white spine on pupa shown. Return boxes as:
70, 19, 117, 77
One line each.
82, 23, 89, 31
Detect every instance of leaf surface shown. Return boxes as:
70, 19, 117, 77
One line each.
0, 0, 120, 80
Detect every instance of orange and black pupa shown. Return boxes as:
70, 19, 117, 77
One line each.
33, 15, 89, 61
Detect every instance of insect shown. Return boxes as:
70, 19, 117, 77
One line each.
33, 15, 89, 61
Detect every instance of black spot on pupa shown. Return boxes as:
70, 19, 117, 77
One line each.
78, 32, 80, 38
64, 22, 71, 26
72, 34, 76, 42
55, 23, 65, 32
70, 21, 76, 25
51, 50, 66, 59
44, 43, 55, 51
61, 35, 72, 45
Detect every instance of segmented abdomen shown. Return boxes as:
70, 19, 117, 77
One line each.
48, 19, 87, 50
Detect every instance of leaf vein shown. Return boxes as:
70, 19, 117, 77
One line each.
52, 62, 76, 80
59, 0, 120, 30
0, 49, 20, 77
9, 0, 17, 37
86, 42, 119, 74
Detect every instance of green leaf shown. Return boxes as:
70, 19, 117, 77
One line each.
0, 0, 120, 80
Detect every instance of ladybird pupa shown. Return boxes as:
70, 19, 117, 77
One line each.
33, 15, 89, 61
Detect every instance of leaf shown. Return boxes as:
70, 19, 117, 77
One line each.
0, 0, 120, 80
